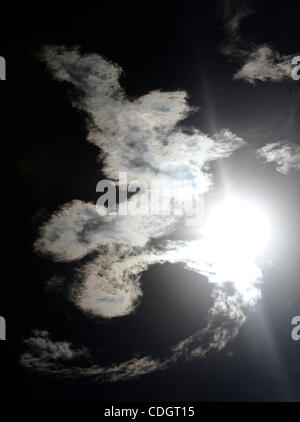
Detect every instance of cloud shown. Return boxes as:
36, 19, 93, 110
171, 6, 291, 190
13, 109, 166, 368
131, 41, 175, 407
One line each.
21, 329, 166, 381
41, 46, 244, 183
34, 46, 245, 262
21, 45, 253, 382
221, 0, 253, 44
34, 199, 177, 261
71, 244, 159, 318
220, 1, 297, 84
21, 330, 88, 372
234, 46, 294, 84
257, 141, 300, 174
21, 284, 246, 382
70, 236, 261, 319
41, 46, 230, 182
171, 288, 246, 359
220, 0, 254, 59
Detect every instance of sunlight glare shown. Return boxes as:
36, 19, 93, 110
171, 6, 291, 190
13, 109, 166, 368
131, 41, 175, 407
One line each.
202, 198, 270, 261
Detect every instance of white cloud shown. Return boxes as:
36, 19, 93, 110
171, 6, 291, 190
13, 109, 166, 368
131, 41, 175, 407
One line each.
234, 46, 294, 84
257, 141, 300, 174
34, 199, 177, 261
220, 2, 297, 84
21, 285, 246, 382
21, 45, 253, 382
172, 288, 246, 359
21, 329, 165, 381
21, 330, 88, 372
41, 46, 244, 185
72, 244, 159, 318
34, 46, 245, 262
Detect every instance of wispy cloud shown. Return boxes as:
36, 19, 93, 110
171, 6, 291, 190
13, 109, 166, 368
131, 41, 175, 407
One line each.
221, 0, 253, 45
220, 1, 297, 84
257, 141, 300, 174
21, 330, 88, 373
21, 329, 166, 381
234, 46, 295, 84
21, 285, 246, 382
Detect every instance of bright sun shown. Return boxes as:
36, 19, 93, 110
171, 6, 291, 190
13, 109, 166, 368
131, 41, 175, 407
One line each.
202, 197, 270, 261
190, 197, 271, 300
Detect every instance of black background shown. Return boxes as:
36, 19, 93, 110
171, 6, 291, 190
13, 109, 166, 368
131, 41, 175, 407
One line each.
1, 0, 300, 407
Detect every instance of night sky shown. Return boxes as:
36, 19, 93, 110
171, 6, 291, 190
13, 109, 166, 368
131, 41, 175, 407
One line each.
2, 0, 300, 405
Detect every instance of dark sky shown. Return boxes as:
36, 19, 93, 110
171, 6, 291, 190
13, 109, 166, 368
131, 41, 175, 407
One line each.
2, 0, 300, 404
